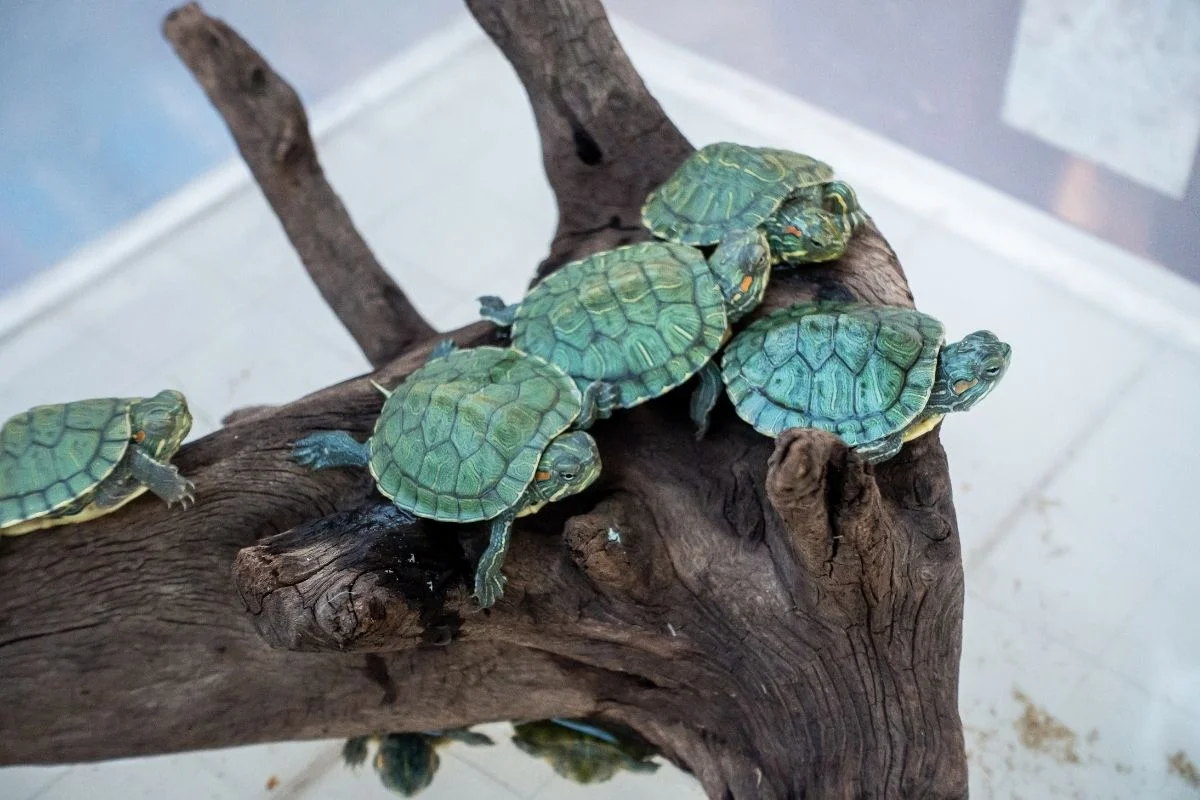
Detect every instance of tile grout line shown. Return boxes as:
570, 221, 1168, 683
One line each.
962, 352, 1159, 572
23, 768, 72, 800
443, 750, 549, 799
260, 744, 345, 800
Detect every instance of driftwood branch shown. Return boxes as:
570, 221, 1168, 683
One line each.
465, 0, 693, 274
163, 2, 435, 366
0, 2, 969, 798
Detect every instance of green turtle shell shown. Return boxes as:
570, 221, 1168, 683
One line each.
507, 242, 728, 409
721, 303, 945, 445
0, 398, 135, 530
368, 346, 582, 523
642, 142, 834, 246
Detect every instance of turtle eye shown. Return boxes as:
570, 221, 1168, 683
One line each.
562, 472, 577, 482
983, 364, 1003, 378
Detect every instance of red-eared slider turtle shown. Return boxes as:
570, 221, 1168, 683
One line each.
478, 236, 770, 438
342, 728, 493, 797
642, 142, 868, 265
721, 303, 1011, 462
292, 343, 607, 608
0, 390, 194, 535
512, 718, 659, 784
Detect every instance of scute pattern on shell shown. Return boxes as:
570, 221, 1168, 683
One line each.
0, 398, 132, 528
721, 303, 945, 446
368, 347, 582, 522
642, 142, 834, 245
509, 242, 729, 409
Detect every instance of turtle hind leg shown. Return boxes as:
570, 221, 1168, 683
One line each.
292, 431, 371, 471
855, 433, 903, 464
478, 296, 518, 327
689, 362, 722, 440
474, 514, 514, 608
128, 447, 195, 508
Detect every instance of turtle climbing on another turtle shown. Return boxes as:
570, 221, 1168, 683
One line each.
642, 141, 869, 266
342, 728, 493, 797
478, 236, 770, 438
0, 390, 194, 536
512, 718, 659, 785
720, 302, 1011, 462
292, 342, 608, 608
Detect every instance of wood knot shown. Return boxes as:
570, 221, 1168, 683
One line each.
563, 509, 653, 597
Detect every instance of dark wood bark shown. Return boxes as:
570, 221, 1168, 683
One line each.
164, 3, 435, 366
0, 2, 968, 798
464, 0, 693, 275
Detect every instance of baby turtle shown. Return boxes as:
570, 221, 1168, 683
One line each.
292, 343, 607, 608
642, 141, 868, 265
479, 237, 770, 437
343, 729, 492, 797
0, 390, 194, 535
512, 718, 659, 784
721, 303, 1011, 462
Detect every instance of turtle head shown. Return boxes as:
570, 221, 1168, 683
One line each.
374, 733, 439, 796
131, 390, 192, 458
764, 203, 847, 263
929, 331, 1012, 413
708, 229, 771, 322
532, 431, 601, 504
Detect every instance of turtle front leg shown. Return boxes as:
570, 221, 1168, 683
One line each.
855, 433, 904, 464
575, 381, 619, 427
822, 180, 869, 229
474, 513, 515, 608
478, 296, 519, 327
128, 447, 196, 508
292, 431, 371, 470
689, 361, 723, 440
342, 736, 372, 767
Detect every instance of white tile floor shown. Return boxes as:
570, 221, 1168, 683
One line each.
2, 13, 1200, 800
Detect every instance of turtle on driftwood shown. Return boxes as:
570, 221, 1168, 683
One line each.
479, 236, 770, 438
342, 728, 493, 797
642, 141, 869, 265
720, 303, 1011, 462
512, 718, 660, 785
292, 342, 608, 608
0, 390, 194, 536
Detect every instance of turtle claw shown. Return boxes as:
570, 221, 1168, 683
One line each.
166, 478, 196, 510
291, 436, 330, 469
474, 571, 508, 609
